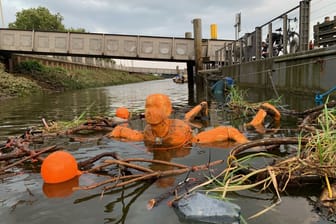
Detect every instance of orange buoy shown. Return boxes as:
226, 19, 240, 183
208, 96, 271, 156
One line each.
41, 151, 82, 184
116, 107, 130, 119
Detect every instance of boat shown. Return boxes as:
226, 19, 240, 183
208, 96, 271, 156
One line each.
173, 74, 187, 84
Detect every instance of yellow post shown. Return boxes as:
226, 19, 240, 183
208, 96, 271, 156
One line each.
210, 24, 218, 39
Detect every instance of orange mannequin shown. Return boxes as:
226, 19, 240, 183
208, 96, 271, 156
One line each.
109, 93, 248, 149
245, 102, 281, 133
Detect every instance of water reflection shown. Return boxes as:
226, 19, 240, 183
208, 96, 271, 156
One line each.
43, 176, 79, 198
0, 80, 188, 141
150, 147, 191, 188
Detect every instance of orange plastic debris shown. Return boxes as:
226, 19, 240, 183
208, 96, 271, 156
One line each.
192, 126, 248, 144
116, 107, 130, 119
41, 151, 82, 184
109, 125, 144, 141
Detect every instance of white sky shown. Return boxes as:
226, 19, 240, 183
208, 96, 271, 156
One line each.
2, 0, 336, 69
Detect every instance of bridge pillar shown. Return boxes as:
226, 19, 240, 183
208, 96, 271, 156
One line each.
1, 53, 13, 73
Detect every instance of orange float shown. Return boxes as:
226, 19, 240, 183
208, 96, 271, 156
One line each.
116, 107, 130, 119
41, 151, 82, 184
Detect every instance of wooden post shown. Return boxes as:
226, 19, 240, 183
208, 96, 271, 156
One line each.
268, 23, 273, 57
193, 18, 204, 102
299, 0, 310, 51
187, 61, 195, 104
239, 39, 243, 63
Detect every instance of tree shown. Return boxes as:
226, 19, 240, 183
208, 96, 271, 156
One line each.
8, 6, 65, 31
66, 27, 86, 33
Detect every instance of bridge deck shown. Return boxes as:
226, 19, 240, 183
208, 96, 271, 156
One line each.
0, 29, 232, 62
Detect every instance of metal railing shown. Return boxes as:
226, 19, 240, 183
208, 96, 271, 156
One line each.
213, 0, 310, 68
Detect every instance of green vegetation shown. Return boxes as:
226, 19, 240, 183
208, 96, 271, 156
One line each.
9, 7, 66, 31
0, 64, 42, 99
0, 60, 161, 100
8, 6, 86, 32
187, 99, 336, 220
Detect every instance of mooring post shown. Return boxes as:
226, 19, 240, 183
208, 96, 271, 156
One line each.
185, 32, 195, 104
187, 61, 195, 104
268, 23, 273, 57
193, 18, 204, 102
299, 0, 310, 51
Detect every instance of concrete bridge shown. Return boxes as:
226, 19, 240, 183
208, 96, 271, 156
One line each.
0, 28, 232, 63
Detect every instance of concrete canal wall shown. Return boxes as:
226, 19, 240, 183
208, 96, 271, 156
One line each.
204, 46, 336, 95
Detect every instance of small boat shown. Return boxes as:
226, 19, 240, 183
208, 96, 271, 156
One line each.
173, 75, 187, 84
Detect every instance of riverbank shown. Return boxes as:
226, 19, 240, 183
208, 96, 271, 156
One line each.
0, 60, 161, 100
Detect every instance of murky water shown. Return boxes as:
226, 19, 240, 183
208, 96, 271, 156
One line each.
0, 79, 332, 224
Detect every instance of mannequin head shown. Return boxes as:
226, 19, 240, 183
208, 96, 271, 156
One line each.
145, 94, 172, 125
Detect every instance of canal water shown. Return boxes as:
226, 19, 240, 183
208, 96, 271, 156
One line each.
0, 79, 331, 224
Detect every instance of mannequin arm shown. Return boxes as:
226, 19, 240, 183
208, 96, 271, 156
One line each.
108, 125, 144, 141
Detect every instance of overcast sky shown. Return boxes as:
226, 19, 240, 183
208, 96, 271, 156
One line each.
2, 0, 336, 68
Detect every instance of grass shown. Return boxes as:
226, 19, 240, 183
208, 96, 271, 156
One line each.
225, 85, 282, 117
182, 98, 335, 220
0, 65, 43, 98
0, 60, 161, 99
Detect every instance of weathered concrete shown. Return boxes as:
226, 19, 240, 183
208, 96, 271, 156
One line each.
202, 46, 336, 95
0, 29, 233, 63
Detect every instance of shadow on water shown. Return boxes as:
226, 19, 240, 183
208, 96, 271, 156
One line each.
73, 181, 154, 224
0, 79, 334, 224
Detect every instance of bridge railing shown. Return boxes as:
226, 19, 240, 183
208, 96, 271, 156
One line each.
212, 0, 310, 68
